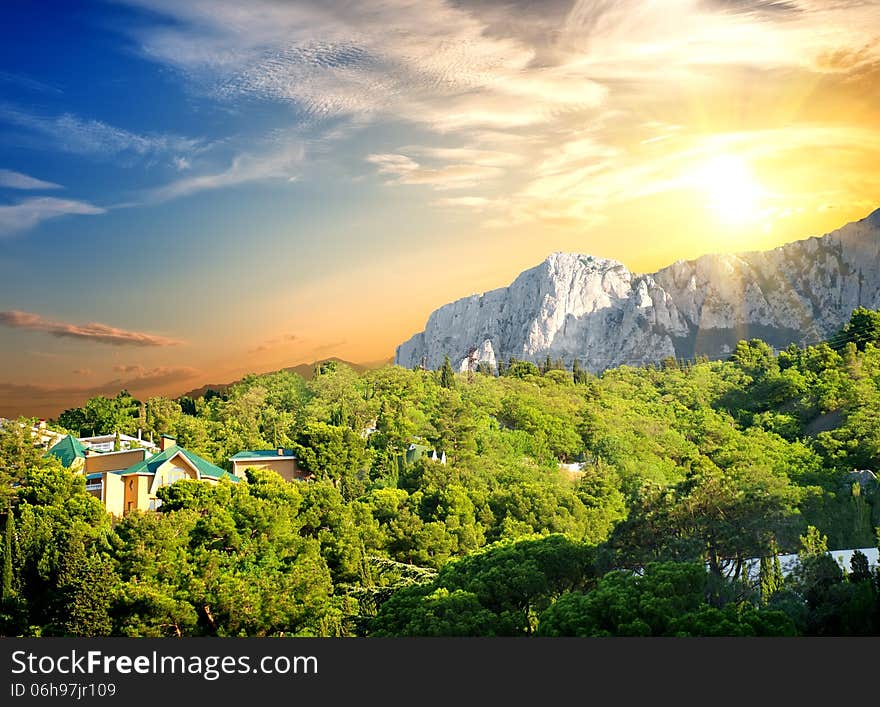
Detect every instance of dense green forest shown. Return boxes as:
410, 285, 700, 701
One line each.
2, 309, 880, 636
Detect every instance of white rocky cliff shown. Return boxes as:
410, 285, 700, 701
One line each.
395, 209, 880, 372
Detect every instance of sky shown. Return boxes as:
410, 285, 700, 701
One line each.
1, 0, 879, 418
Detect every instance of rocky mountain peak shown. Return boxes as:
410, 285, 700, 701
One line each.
396, 210, 880, 372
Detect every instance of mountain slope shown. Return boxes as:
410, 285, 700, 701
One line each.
395, 209, 880, 372
180, 357, 377, 399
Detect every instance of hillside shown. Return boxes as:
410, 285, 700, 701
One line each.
180, 357, 378, 400
6, 309, 880, 638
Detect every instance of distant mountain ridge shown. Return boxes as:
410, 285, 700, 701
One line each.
396, 208, 880, 372
180, 357, 379, 400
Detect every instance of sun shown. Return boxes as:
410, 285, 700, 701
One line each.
696, 154, 765, 226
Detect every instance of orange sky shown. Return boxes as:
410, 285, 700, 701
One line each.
1, 0, 879, 419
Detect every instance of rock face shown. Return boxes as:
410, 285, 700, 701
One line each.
395, 209, 880, 372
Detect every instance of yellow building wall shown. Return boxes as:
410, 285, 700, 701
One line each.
122, 475, 152, 514
150, 457, 198, 494
103, 473, 125, 516
232, 458, 301, 482
84, 449, 146, 474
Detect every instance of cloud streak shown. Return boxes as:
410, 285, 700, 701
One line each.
0, 104, 201, 161
145, 140, 304, 202
0, 169, 62, 190
113, 0, 880, 227
249, 333, 300, 354
0, 310, 183, 347
0, 197, 105, 236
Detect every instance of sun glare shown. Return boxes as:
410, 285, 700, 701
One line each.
696, 154, 765, 226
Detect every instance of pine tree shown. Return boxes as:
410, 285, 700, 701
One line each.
52, 535, 114, 636
849, 549, 871, 583
758, 539, 785, 605
440, 355, 456, 389
799, 525, 828, 558
1, 513, 14, 601
572, 358, 584, 384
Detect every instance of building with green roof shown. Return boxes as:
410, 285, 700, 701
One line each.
49, 433, 237, 516
229, 448, 307, 482
396, 442, 446, 475
46, 434, 87, 470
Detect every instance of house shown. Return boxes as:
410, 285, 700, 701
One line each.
78, 431, 159, 455
397, 443, 446, 474
46, 433, 88, 471
47, 433, 237, 515
229, 448, 309, 482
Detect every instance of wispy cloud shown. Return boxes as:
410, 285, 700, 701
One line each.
0, 104, 201, 162
0, 70, 63, 94
110, 364, 200, 385
0, 169, 62, 190
113, 0, 880, 222
431, 196, 498, 209
0, 310, 182, 347
0, 197, 104, 236
145, 140, 304, 202
249, 333, 300, 354
366, 152, 505, 190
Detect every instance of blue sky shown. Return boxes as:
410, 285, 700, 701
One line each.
1, 0, 879, 417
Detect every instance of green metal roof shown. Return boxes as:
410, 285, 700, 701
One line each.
118, 444, 238, 482
230, 449, 296, 460
46, 434, 87, 468
397, 443, 444, 471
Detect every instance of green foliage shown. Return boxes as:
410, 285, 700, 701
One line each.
759, 539, 784, 605
7, 316, 880, 636
56, 390, 140, 437
371, 535, 595, 636
440, 355, 456, 389
832, 307, 880, 351
537, 562, 797, 636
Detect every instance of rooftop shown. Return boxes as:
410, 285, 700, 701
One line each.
121, 443, 238, 482
46, 434, 87, 468
230, 449, 296, 460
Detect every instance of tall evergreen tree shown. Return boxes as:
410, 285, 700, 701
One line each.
2, 513, 14, 602
759, 539, 783, 605
849, 550, 871, 583
51, 535, 114, 637
440, 355, 456, 389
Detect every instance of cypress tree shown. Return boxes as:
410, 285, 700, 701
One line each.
1, 513, 14, 601
572, 358, 583, 384
440, 355, 456, 389
759, 539, 784, 604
